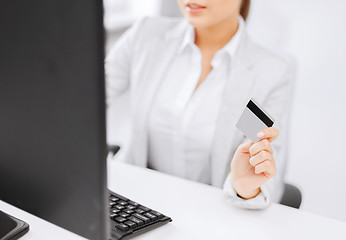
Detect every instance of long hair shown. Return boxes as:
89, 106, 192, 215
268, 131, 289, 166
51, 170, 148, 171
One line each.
240, 0, 251, 21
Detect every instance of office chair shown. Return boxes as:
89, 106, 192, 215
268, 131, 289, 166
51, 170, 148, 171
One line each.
278, 77, 302, 209
108, 145, 121, 157
279, 183, 302, 209
279, 142, 303, 209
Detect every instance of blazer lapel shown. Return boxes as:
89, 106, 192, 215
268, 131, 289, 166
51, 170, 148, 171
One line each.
210, 32, 257, 187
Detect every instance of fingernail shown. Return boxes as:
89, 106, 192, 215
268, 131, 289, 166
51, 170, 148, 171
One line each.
257, 131, 265, 138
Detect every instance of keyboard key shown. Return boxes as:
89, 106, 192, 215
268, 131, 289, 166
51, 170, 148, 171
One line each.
110, 197, 119, 202
129, 201, 139, 207
124, 220, 137, 229
128, 216, 144, 226
133, 213, 151, 224
111, 209, 121, 214
150, 211, 164, 219
118, 200, 128, 206
115, 205, 125, 210
135, 208, 146, 214
144, 212, 158, 221
126, 205, 137, 210
109, 202, 116, 207
118, 212, 130, 218
139, 206, 150, 212
114, 216, 127, 223
115, 223, 129, 231
123, 209, 134, 214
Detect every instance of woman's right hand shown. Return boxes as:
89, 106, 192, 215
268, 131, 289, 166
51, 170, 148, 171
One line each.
230, 127, 279, 199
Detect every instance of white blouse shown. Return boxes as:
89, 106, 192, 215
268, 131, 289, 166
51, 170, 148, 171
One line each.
147, 18, 244, 184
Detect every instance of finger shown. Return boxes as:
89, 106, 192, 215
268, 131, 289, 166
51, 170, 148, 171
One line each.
249, 151, 273, 167
254, 160, 277, 178
256, 127, 279, 142
249, 139, 272, 157
236, 140, 253, 153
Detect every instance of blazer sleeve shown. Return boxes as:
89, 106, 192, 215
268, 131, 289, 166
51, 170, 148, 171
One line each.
223, 58, 296, 209
105, 18, 146, 105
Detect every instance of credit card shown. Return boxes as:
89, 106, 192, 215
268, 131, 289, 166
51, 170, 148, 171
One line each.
236, 98, 274, 142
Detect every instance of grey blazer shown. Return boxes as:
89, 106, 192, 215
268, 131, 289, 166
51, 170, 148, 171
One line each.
106, 17, 295, 206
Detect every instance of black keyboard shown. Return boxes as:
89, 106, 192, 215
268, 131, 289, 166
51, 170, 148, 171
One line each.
109, 190, 172, 240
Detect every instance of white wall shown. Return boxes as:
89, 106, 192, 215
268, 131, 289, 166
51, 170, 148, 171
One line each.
106, 0, 346, 222
247, 0, 346, 222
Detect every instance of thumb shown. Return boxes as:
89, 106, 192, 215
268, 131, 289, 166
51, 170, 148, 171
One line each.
236, 140, 253, 153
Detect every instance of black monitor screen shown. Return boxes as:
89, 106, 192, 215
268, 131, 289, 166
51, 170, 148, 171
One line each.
0, 1, 108, 239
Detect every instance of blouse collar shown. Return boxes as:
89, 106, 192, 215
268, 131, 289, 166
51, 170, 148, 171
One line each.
178, 16, 245, 60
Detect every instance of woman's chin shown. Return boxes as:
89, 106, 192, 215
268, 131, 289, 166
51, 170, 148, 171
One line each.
185, 17, 211, 29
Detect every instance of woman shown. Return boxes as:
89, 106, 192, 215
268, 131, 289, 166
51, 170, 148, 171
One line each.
106, 0, 294, 209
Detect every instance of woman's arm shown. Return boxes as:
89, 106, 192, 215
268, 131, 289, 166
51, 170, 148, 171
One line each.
105, 18, 145, 105
223, 59, 295, 209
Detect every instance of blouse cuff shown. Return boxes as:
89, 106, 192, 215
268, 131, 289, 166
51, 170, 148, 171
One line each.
223, 173, 272, 209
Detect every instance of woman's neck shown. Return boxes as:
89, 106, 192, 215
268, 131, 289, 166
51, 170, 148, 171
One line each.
194, 16, 239, 51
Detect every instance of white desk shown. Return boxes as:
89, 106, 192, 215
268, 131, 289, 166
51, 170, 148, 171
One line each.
1, 161, 346, 240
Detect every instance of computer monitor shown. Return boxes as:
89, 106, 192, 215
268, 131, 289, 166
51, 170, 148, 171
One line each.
0, 1, 109, 239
